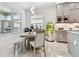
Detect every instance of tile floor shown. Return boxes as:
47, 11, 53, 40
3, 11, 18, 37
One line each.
0, 33, 71, 57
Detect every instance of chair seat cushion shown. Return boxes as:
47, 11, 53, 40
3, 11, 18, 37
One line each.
30, 41, 43, 48
14, 38, 24, 45
14, 41, 24, 45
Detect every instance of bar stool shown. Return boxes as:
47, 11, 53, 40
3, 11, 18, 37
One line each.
14, 39, 24, 56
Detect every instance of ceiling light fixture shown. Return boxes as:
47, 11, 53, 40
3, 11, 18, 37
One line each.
30, 5, 36, 16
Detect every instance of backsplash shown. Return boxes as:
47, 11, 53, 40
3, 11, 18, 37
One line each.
55, 23, 79, 30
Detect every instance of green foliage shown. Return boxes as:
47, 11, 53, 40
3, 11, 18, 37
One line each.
45, 21, 54, 34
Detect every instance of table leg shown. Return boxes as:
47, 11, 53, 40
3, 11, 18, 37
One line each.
24, 37, 35, 50
27, 39, 30, 50
24, 38, 27, 49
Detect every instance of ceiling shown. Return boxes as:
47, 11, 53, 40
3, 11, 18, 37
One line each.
0, 2, 57, 10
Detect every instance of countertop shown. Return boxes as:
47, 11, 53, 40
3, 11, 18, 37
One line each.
67, 30, 79, 35
55, 23, 79, 30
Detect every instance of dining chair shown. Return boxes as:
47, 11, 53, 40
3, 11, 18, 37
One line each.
29, 32, 46, 57
14, 38, 25, 56
36, 29, 45, 33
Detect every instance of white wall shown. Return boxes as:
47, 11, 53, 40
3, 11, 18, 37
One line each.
25, 10, 32, 28
25, 5, 57, 29
0, 3, 57, 31
20, 9, 27, 32
35, 5, 57, 28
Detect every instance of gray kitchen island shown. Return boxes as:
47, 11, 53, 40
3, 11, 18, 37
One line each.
67, 30, 79, 57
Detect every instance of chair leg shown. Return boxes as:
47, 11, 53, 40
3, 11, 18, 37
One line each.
43, 46, 46, 57
30, 44, 31, 51
14, 44, 16, 56
34, 48, 36, 56
23, 43, 26, 52
21, 44, 23, 52
24, 39, 26, 49
18, 44, 19, 54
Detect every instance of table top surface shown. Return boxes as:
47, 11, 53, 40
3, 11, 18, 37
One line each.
20, 32, 36, 37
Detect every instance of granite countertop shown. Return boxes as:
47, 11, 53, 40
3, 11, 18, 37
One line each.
55, 23, 79, 30
67, 30, 79, 35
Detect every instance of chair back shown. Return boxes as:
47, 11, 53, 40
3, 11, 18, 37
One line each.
35, 32, 45, 47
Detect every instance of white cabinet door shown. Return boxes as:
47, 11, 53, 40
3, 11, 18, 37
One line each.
69, 9, 76, 23
56, 4, 63, 16
73, 3, 79, 9
56, 31, 67, 42
63, 3, 71, 16
57, 3, 71, 16
69, 9, 79, 23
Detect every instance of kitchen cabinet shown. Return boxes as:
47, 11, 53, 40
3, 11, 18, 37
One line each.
56, 3, 72, 23
72, 3, 79, 9
69, 8, 79, 23
69, 2, 79, 23
56, 30, 67, 42
62, 3, 71, 16
56, 4, 63, 16
56, 3, 71, 16
57, 2, 79, 23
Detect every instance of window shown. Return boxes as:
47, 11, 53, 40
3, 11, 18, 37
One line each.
14, 22, 21, 32
13, 12, 21, 32
31, 15, 44, 29
0, 4, 21, 34
5, 15, 11, 20
0, 11, 12, 33
1, 20, 12, 33
0, 15, 5, 20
